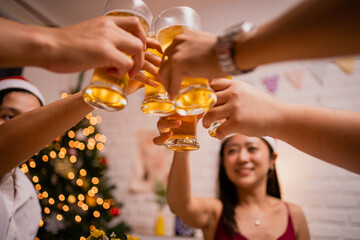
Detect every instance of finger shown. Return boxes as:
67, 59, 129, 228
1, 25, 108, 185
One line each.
202, 104, 229, 128
146, 37, 163, 53
153, 131, 172, 146
128, 48, 144, 78
157, 119, 182, 133
209, 78, 233, 92
145, 51, 161, 69
132, 72, 159, 87
110, 16, 147, 48
106, 52, 134, 77
215, 119, 237, 140
158, 55, 172, 98
213, 88, 230, 107
126, 79, 144, 95
143, 54, 160, 76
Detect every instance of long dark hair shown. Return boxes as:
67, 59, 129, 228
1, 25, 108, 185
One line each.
218, 137, 281, 237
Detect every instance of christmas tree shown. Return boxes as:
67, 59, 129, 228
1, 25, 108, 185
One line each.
21, 73, 130, 239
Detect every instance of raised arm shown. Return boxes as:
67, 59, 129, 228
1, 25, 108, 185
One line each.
0, 92, 93, 176
203, 78, 360, 174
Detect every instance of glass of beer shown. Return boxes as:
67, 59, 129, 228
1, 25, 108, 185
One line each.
165, 113, 200, 151
82, 0, 152, 111
155, 7, 217, 116
140, 31, 175, 117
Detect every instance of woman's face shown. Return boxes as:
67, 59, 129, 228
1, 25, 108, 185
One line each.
222, 135, 275, 189
0, 91, 41, 125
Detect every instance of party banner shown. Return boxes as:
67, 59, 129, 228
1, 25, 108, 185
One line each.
262, 74, 279, 95
305, 61, 328, 86
332, 55, 356, 75
284, 69, 304, 90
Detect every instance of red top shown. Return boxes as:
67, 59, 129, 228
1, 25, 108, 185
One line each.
214, 203, 296, 240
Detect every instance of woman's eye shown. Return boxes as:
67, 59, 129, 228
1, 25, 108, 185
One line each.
0, 114, 15, 121
248, 147, 258, 153
227, 149, 237, 154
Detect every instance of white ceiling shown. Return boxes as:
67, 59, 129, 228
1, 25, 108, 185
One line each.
1, 0, 302, 31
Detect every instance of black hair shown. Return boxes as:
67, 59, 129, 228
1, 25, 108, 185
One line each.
217, 136, 281, 237
0, 88, 43, 106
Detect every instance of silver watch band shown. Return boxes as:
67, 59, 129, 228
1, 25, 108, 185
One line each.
215, 21, 255, 76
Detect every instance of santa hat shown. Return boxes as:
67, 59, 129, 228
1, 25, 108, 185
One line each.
261, 136, 277, 153
0, 76, 45, 105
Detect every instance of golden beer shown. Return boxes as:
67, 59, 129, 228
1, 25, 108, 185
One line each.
157, 25, 216, 115
82, 10, 150, 111
166, 114, 200, 151
140, 35, 175, 117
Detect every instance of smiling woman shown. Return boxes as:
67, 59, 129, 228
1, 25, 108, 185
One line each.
153, 117, 310, 240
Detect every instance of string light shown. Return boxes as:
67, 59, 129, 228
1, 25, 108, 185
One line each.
75, 215, 82, 223
69, 156, 77, 163
100, 135, 107, 143
35, 184, 41, 191
69, 140, 75, 148
68, 195, 76, 204
38, 193, 43, 200
76, 179, 84, 187
39, 219, 44, 227
68, 172, 75, 180
103, 202, 110, 209
88, 190, 95, 197
77, 201, 84, 208
88, 126, 95, 133
80, 237, 86, 240
63, 205, 69, 212
56, 214, 63, 221
78, 194, 85, 201
79, 143, 85, 150
96, 198, 104, 205
91, 186, 98, 194
81, 204, 89, 211
68, 130, 75, 138
42, 155, 49, 162
96, 143, 104, 151
58, 152, 66, 159
89, 225, 96, 231
93, 211, 100, 218
79, 169, 87, 176
44, 207, 50, 214
91, 177, 99, 185
83, 128, 90, 136
61, 92, 69, 99
90, 117, 97, 125
48, 198, 55, 205
50, 151, 57, 158
96, 116, 102, 124
59, 194, 65, 201
86, 112, 93, 120
42, 191, 49, 198
29, 160, 36, 168
20, 164, 29, 173
32, 176, 39, 183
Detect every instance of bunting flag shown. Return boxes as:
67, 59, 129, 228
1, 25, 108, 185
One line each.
332, 56, 356, 75
284, 69, 304, 89
305, 61, 328, 86
262, 74, 279, 95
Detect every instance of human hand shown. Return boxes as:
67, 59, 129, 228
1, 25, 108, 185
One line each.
126, 37, 163, 95
202, 78, 282, 139
152, 116, 182, 146
159, 28, 226, 99
45, 16, 147, 77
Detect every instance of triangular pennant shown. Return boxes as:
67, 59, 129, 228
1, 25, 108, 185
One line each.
332, 56, 356, 75
262, 74, 279, 94
305, 61, 328, 86
284, 69, 304, 89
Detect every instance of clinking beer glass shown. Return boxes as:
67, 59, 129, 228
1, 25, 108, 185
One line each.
155, 7, 217, 116
165, 113, 200, 151
140, 31, 175, 117
82, 0, 152, 111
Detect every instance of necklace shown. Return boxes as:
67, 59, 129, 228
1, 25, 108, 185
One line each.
236, 205, 266, 227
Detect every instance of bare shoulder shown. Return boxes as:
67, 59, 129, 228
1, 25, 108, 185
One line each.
287, 202, 306, 219
286, 202, 310, 239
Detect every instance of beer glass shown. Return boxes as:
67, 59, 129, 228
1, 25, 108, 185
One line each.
166, 113, 200, 151
155, 7, 217, 116
140, 32, 175, 117
82, 0, 152, 111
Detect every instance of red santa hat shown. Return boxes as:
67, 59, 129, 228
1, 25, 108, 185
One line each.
261, 136, 277, 153
0, 76, 45, 105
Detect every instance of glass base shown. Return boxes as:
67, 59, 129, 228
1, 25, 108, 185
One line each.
166, 138, 200, 151
82, 81, 127, 111
174, 84, 217, 116
208, 120, 223, 138
141, 95, 175, 117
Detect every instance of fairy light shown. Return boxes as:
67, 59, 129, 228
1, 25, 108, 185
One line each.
96, 143, 104, 151
69, 140, 75, 148
79, 169, 87, 176
56, 214, 63, 221
91, 186, 98, 193
54, 143, 61, 150
63, 205, 69, 212
57, 203, 63, 209
38, 193, 43, 200
44, 207, 50, 214
81, 204, 89, 211
68, 130, 75, 138
91, 177, 99, 185
86, 112, 93, 119
79, 143, 85, 150
35, 184, 41, 191
96, 115, 102, 124
59, 194, 65, 201
58, 152, 66, 159
32, 176, 39, 183
88, 126, 95, 134
61, 92, 68, 99
29, 160, 36, 168
78, 194, 85, 201
77, 201, 84, 207
48, 198, 55, 205
50, 151, 57, 158
69, 156, 77, 163
76, 179, 84, 187
100, 135, 107, 143
39, 219, 44, 227
42, 155, 49, 162
68, 195, 76, 204
93, 211, 100, 218
80, 237, 86, 240
42, 191, 49, 198
20, 164, 29, 173
88, 190, 95, 197
68, 172, 75, 180
96, 198, 104, 205
83, 128, 90, 136
89, 225, 96, 231
75, 215, 82, 223
90, 117, 97, 125
103, 202, 110, 209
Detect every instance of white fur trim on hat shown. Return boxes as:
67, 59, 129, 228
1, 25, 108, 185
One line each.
261, 136, 277, 153
0, 76, 45, 105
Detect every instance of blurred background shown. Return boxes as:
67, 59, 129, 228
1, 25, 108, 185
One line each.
1, 0, 360, 239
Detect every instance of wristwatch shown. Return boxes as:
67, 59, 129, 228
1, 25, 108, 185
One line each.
214, 21, 255, 76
